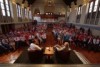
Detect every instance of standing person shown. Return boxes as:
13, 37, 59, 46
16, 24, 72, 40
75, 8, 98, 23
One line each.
93, 36, 96, 51
41, 32, 47, 44
25, 32, 30, 45
83, 34, 87, 48
36, 31, 42, 45
28, 34, 33, 44
74, 34, 79, 47
57, 33, 62, 45
95, 36, 100, 51
9, 36, 16, 51
63, 31, 70, 43
87, 35, 93, 50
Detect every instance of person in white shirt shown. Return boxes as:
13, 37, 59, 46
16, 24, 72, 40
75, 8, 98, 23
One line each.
93, 37, 96, 45
96, 37, 100, 45
95, 36, 100, 51
54, 42, 70, 51
28, 43, 42, 51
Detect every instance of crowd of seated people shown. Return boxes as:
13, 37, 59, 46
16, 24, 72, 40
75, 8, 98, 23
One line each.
52, 24, 100, 52
0, 24, 47, 54
52, 24, 75, 45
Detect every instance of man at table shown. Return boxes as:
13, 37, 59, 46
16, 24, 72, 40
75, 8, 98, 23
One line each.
28, 43, 42, 51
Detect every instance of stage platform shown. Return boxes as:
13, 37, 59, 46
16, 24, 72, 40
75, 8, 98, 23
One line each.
14, 48, 83, 64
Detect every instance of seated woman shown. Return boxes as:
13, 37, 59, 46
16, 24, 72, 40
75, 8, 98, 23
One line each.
28, 42, 42, 51
54, 42, 70, 51
54, 42, 71, 63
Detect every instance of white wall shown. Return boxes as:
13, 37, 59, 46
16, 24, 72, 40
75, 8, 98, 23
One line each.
92, 29, 100, 36
68, 9, 77, 23
98, 18, 100, 25
11, 3, 18, 22
67, 1, 100, 36
34, 16, 41, 22
58, 17, 65, 22
14, 24, 24, 29
73, 23, 100, 36
80, 5, 87, 24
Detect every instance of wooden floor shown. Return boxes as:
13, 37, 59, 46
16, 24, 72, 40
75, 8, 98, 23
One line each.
40, 27, 56, 47
0, 27, 100, 64
71, 45, 100, 64
0, 49, 22, 63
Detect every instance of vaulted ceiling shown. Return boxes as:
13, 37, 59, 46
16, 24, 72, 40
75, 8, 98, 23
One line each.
23, 0, 92, 8
22, 0, 78, 7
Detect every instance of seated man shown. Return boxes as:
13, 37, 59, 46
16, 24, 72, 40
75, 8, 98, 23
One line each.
28, 43, 42, 51
54, 42, 70, 51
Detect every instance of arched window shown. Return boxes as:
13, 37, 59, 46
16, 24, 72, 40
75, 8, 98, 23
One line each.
9, 0, 13, 18
93, 0, 99, 12
86, 3, 89, 14
29, 10, 32, 19
99, 7, 100, 11
21, 8, 24, 19
77, 6, 81, 15
89, 2, 93, 13
0, 0, 6, 16
5, 0, 10, 16
16, 4, 21, 18
25, 8, 28, 18
76, 6, 82, 23
18, 5, 21, 17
